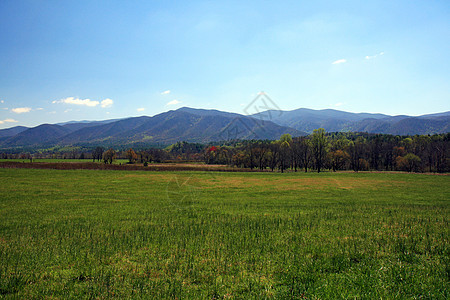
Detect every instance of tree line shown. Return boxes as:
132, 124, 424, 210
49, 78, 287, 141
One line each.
1, 131, 448, 173
204, 130, 449, 173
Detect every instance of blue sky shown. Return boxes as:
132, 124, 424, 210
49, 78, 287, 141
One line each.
0, 0, 449, 129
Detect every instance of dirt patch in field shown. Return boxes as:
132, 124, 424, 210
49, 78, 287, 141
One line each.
191, 176, 404, 191
0, 161, 247, 172
121, 174, 171, 181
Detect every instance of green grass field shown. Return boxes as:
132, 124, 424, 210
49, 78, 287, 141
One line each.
0, 168, 448, 298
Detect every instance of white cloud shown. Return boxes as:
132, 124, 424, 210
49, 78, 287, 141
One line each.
53, 97, 99, 107
166, 99, 181, 106
0, 118, 18, 124
137, 108, 145, 112
365, 51, 385, 60
332, 59, 347, 65
101, 98, 113, 108
36, 107, 44, 111
64, 109, 72, 113
161, 90, 171, 95
0, 100, 4, 104
334, 102, 344, 107
53, 97, 113, 108
11, 107, 32, 114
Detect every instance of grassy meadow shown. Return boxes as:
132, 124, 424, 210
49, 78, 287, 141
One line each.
0, 168, 448, 298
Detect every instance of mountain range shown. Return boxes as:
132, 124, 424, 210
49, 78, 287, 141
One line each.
253, 108, 450, 135
0, 107, 448, 150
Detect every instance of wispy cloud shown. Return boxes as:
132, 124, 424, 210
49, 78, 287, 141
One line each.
101, 98, 113, 108
0, 118, 18, 124
53, 97, 99, 107
334, 102, 344, 107
64, 109, 72, 113
53, 97, 113, 108
365, 51, 385, 60
11, 107, 32, 114
0, 100, 4, 104
332, 59, 347, 65
166, 99, 181, 106
137, 108, 145, 112
161, 90, 171, 95
36, 108, 44, 111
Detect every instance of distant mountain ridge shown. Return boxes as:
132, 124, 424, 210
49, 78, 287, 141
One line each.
0, 126, 28, 138
0, 107, 448, 150
252, 108, 450, 135
4, 124, 72, 147
0, 108, 304, 149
